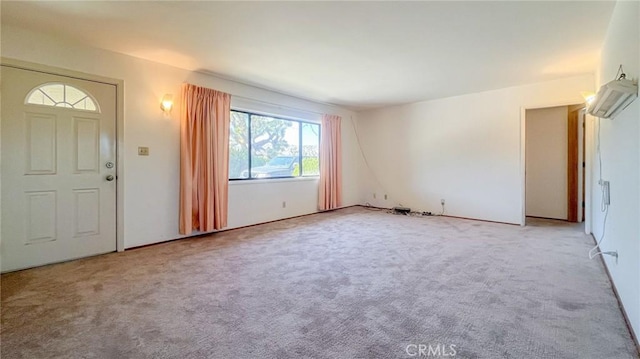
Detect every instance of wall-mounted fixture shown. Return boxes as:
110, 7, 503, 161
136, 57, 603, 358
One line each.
587, 66, 638, 119
580, 91, 596, 105
160, 94, 173, 114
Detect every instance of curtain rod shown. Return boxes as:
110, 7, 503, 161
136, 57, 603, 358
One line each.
231, 94, 328, 116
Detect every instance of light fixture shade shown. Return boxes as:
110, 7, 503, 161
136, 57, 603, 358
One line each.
161, 94, 174, 113
587, 79, 637, 119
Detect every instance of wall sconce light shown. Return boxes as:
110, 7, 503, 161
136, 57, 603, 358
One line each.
160, 94, 173, 114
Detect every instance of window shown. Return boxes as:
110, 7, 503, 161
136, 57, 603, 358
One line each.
26, 83, 98, 112
229, 110, 320, 180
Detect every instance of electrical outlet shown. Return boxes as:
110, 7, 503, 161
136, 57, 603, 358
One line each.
384, 194, 388, 200
441, 199, 445, 206
373, 193, 376, 199
282, 201, 286, 208
138, 146, 149, 156
603, 181, 610, 205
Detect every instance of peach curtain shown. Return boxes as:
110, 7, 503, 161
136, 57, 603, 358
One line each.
318, 114, 342, 211
179, 83, 231, 235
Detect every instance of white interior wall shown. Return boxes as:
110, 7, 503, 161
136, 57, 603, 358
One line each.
578, 109, 585, 223
357, 75, 593, 224
525, 106, 568, 220
591, 0, 640, 339
0, 24, 366, 249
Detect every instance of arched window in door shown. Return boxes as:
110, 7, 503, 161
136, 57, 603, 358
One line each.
25, 83, 99, 112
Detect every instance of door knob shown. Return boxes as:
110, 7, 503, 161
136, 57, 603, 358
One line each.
106, 175, 115, 181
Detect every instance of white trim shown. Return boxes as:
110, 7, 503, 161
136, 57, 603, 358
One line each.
1, 57, 126, 252
520, 101, 593, 229
584, 113, 594, 235
229, 176, 319, 186
520, 107, 527, 226
577, 109, 586, 223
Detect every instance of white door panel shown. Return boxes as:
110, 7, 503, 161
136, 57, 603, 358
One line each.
1, 66, 117, 271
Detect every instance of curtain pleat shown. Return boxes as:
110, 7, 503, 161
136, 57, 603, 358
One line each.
318, 114, 342, 211
179, 83, 231, 235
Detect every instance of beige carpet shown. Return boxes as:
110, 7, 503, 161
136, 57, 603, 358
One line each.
1, 207, 637, 358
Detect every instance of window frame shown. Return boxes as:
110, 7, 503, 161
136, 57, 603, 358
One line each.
229, 109, 321, 181
25, 82, 100, 112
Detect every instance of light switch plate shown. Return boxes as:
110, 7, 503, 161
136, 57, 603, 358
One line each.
138, 147, 149, 156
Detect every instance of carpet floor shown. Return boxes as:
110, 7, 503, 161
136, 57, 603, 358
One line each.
1, 207, 637, 359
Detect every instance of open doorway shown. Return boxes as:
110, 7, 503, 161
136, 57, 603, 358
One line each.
523, 104, 586, 224
568, 104, 586, 222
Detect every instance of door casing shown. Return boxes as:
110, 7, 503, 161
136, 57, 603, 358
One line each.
520, 101, 593, 234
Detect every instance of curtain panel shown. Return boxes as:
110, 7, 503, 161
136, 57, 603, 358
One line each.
318, 114, 343, 211
179, 83, 231, 235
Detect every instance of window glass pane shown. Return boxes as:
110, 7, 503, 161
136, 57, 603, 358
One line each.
301, 122, 320, 176
26, 83, 98, 112
229, 111, 249, 179
65, 85, 86, 104
40, 84, 64, 103
250, 115, 299, 178
26, 90, 50, 106
77, 98, 97, 111
65, 86, 96, 111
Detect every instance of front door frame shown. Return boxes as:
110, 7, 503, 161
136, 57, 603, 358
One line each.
1, 57, 125, 252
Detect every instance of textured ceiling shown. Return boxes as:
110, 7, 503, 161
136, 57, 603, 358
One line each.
1, 1, 614, 110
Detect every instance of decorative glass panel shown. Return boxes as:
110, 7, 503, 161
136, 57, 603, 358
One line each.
26, 83, 98, 112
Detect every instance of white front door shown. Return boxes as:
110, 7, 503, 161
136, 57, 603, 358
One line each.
1, 66, 117, 272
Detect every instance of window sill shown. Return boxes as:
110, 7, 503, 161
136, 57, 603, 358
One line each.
229, 177, 319, 186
